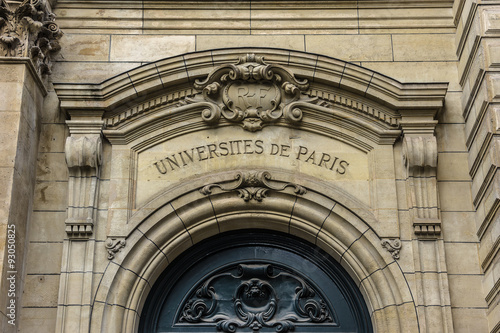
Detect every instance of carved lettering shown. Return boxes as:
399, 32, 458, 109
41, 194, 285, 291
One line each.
151, 140, 351, 177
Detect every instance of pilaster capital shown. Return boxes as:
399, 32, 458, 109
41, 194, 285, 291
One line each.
0, 0, 62, 78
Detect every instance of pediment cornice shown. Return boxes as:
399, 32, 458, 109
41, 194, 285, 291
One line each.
54, 48, 447, 146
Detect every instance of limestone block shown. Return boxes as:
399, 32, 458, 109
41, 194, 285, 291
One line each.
18, 308, 57, 333
52, 62, 140, 84
33, 181, 68, 211
437, 153, 470, 181
25, 243, 63, 274
22, 275, 60, 307
362, 61, 460, 91
487, 304, 500, 333
482, 7, 500, 35
306, 35, 392, 62
358, 7, 454, 33
448, 275, 488, 307
196, 35, 305, 52
38, 124, 67, 153
485, 41, 500, 70
55, 7, 142, 34
251, 8, 358, 34
436, 124, 467, 152
439, 182, 474, 212
36, 153, 68, 182
58, 34, 110, 62
143, 7, 251, 34
161, 230, 192, 264
487, 73, 500, 100
452, 308, 489, 332
0, 112, 20, 167
465, 45, 486, 90
29, 211, 66, 242
478, 227, 495, 268
0, 82, 23, 112
445, 242, 481, 274
441, 212, 480, 242
393, 34, 456, 61
109, 35, 195, 62
41, 89, 64, 124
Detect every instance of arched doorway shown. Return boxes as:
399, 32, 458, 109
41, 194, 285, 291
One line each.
140, 230, 373, 333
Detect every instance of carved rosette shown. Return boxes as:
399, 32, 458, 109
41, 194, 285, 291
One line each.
178, 264, 334, 332
381, 238, 402, 260
192, 54, 309, 131
0, 0, 62, 76
403, 135, 441, 237
200, 171, 307, 201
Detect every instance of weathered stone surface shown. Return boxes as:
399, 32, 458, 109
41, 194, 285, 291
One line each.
109, 35, 195, 62
392, 34, 457, 61
306, 34, 393, 61
1, 1, 495, 332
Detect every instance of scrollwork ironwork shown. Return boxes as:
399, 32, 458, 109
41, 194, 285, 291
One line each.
177, 263, 335, 332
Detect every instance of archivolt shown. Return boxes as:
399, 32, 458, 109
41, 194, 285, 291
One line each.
90, 169, 418, 333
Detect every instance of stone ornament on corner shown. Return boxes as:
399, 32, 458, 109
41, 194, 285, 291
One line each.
0, 0, 62, 77
381, 238, 402, 260
191, 54, 310, 132
105, 238, 126, 260
200, 170, 307, 201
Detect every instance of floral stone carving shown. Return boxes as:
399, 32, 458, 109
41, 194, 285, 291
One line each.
0, 0, 62, 76
200, 171, 307, 201
178, 263, 335, 332
381, 238, 402, 260
105, 238, 126, 260
192, 54, 309, 131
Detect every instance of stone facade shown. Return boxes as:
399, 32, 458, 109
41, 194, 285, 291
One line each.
0, 0, 497, 332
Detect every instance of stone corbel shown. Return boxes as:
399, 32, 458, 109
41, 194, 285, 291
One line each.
64, 119, 104, 239
402, 131, 441, 237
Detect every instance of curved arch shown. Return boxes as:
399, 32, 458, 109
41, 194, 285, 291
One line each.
90, 170, 418, 333
54, 47, 447, 114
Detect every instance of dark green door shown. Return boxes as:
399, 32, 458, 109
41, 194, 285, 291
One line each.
140, 231, 372, 333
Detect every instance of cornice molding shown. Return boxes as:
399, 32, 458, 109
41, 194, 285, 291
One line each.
54, 48, 448, 117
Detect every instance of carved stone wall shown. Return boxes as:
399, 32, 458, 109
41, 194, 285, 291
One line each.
455, 1, 500, 330
5, 1, 492, 333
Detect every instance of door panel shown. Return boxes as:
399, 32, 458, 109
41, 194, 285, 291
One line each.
140, 231, 372, 333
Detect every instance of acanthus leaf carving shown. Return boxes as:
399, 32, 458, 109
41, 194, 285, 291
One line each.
193, 54, 309, 131
381, 238, 402, 260
0, 0, 62, 77
200, 171, 307, 201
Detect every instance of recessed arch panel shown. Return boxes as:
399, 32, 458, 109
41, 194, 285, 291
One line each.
139, 230, 373, 333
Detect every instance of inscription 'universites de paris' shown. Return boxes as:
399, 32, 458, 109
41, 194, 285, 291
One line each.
152, 139, 350, 175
